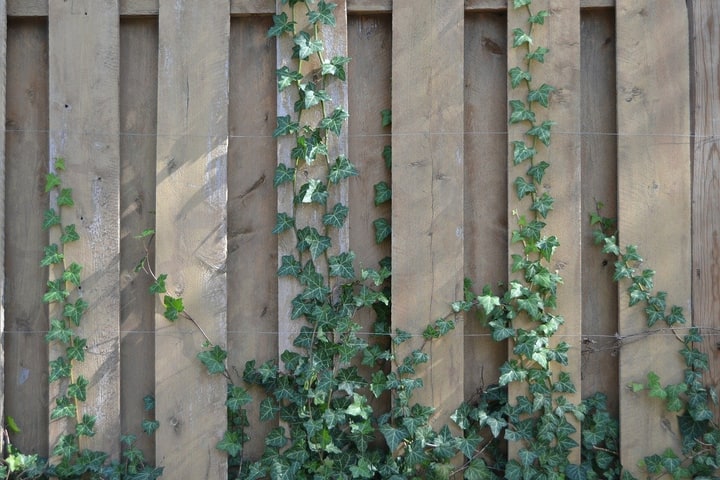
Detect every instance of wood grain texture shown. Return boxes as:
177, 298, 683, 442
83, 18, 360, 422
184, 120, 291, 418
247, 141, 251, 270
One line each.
690, 0, 720, 422
0, 0, 7, 455
48, 0, 121, 457
119, 17, 158, 461
580, 9, 618, 416
616, 0, 690, 471
391, 0, 465, 423
507, 0, 582, 462
464, 11, 508, 399
154, 1, 229, 477
228, 14, 277, 460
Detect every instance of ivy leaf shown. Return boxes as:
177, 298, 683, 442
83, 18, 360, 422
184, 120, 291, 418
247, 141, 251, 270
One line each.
217, 431, 243, 458
320, 107, 349, 136
373, 181, 392, 205
76, 414, 96, 438
513, 0, 531, 7
41, 244, 64, 267
49, 357, 72, 382
531, 192, 555, 218
43, 208, 61, 230
379, 422, 408, 452
68, 376, 89, 402
527, 161, 550, 183
666, 305, 685, 325
382, 145, 392, 169
277, 255, 302, 277
526, 120, 555, 146
272, 212, 295, 234
273, 164, 295, 187
373, 218, 391, 244
46, 319, 74, 344
509, 100, 536, 124
142, 419, 160, 436
526, 46, 550, 63
514, 176, 536, 199
268, 12, 295, 38
259, 397, 280, 421
60, 224, 80, 244
321, 55, 351, 81
43, 279, 69, 304
322, 203, 349, 229
45, 172, 62, 192
328, 155, 358, 184
477, 293, 500, 315
295, 179, 328, 205
52, 434, 78, 461
307, 0, 336, 26
51, 396, 76, 420
294, 31, 323, 60
512, 28, 532, 47
273, 115, 300, 138
150, 273, 167, 294
296, 82, 330, 111
57, 188, 74, 207
276, 66, 302, 91
508, 66, 532, 89
329, 251, 356, 279
529, 10, 550, 25
67, 337, 87, 362
527, 83, 556, 108
512, 141, 536, 165
296, 227, 331, 259
163, 295, 184, 321
64, 298, 89, 326
197, 345, 228, 375
226, 385, 252, 413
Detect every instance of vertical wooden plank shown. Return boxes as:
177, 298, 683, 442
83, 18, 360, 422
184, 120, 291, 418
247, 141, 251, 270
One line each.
48, 0, 121, 456
391, 0, 464, 421
464, 11, 508, 398
580, 9, 618, 416
154, 1, 229, 477
691, 0, 720, 422
4, 17, 49, 456
228, 14, 277, 460
616, 0, 690, 470
120, 17, 158, 460
507, 0, 582, 461
0, 0, 6, 453
275, 0, 349, 355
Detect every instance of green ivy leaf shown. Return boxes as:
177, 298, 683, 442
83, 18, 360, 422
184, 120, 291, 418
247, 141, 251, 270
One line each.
295, 179, 328, 205
43, 279, 69, 304
512, 28, 532, 47
142, 419, 160, 436
512, 141, 536, 165
51, 396, 76, 420
267, 12, 295, 38
46, 319, 74, 344
76, 414, 96, 438
272, 212, 295, 234
513, 0, 531, 7
276, 66, 302, 91
150, 273, 167, 294
527, 83, 556, 108
273, 164, 296, 187
68, 376, 89, 402
322, 203, 349, 229
529, 10, 550, 25
277, 255, 302, 277
226, 385, 252, 413
49, 357, 72, 382
372, 181, 392, 206
296, 82, 331, 111
329, 251, 356, 279
328, 155, 358, 183
321, 55, 351, 80
67, 337, 87, 362
514, 176, 536, 199
296, 227, 331, 259
307, 0, 336, 26
217, 430, 243, 458
381, 109, 392, 127
300, 267, 330, 302
508, 66, 532, 89
163, 295, 184, 321
320, 107, 349, 136
45, 172, 62, 192
509, 100, 536, 124
273, 115, 300, 137
41, 244, 64, 267
527, 161, 550, 183
43, 208, 61, 230
52, 434, 78, 460
382, 145, 392, 169
666, 305, 685, 325
294, 31, 323, 60
526, 120, 555, 146
379, 422, 408, 452
373, 218, 391, 244
526, 46, 550, 63
197, 345, 227, 375
57, 188, 74, 207
259, 397, 280, 421
60, 224, 80, 244
531, 192, 554, 218
64, 298, 89, 326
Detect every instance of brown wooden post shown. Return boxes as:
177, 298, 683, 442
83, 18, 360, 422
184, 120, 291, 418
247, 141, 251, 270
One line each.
690, 0, 720, 422
391, 0, 465, 423
48, 0, 121, 458
0, 0, 6, 454
616, 0, 690, 471
155, 1, 229, 477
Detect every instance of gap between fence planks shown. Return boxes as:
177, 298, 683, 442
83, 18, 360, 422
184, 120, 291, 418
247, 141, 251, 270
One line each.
391, 0, 465, 426
6, 0, 616, 17
690, 0, 720, 422
154, 0, 229, 477
0, 0, 6, 455
616, 0, 691, 473
47, 0, 122, 458
506, 0, 583, 463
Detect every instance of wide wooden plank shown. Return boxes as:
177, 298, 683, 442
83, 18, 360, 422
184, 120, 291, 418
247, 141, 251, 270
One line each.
119, 17, 158, 461
4, 17, 49, 456
154, 1, 229, 477
275, 0, 350, 356
507, 0, 582, 462
391, 0, 464, 423
48, 0, 121, 457
464, 11, 508, 399
580, 9, 618, 415
227, 14, 277, 460
0, 0, 9, 454
616, 0, 690, 471
691, 0, 720, 421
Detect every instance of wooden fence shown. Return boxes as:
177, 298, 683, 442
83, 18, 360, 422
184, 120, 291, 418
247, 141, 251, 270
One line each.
0, 0, 718, 478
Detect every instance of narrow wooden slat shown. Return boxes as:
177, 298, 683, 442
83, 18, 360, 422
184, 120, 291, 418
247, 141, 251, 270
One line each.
227, 14, 277, 459
580, 9, 618, 415
48, 0, 121, 457
275, 0, 350, 356
119, 0, 158, 16
464, 11, 508, 399
616, 0, 690, 471
4, 17, 49, 456
391, 0, 464, 422
691, 0, 720, 421
154, 1, 229, 477
119, 17, 158, 461
507, 0, 582, 462
0, 0, 8, 454
7, 0, 45, 16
